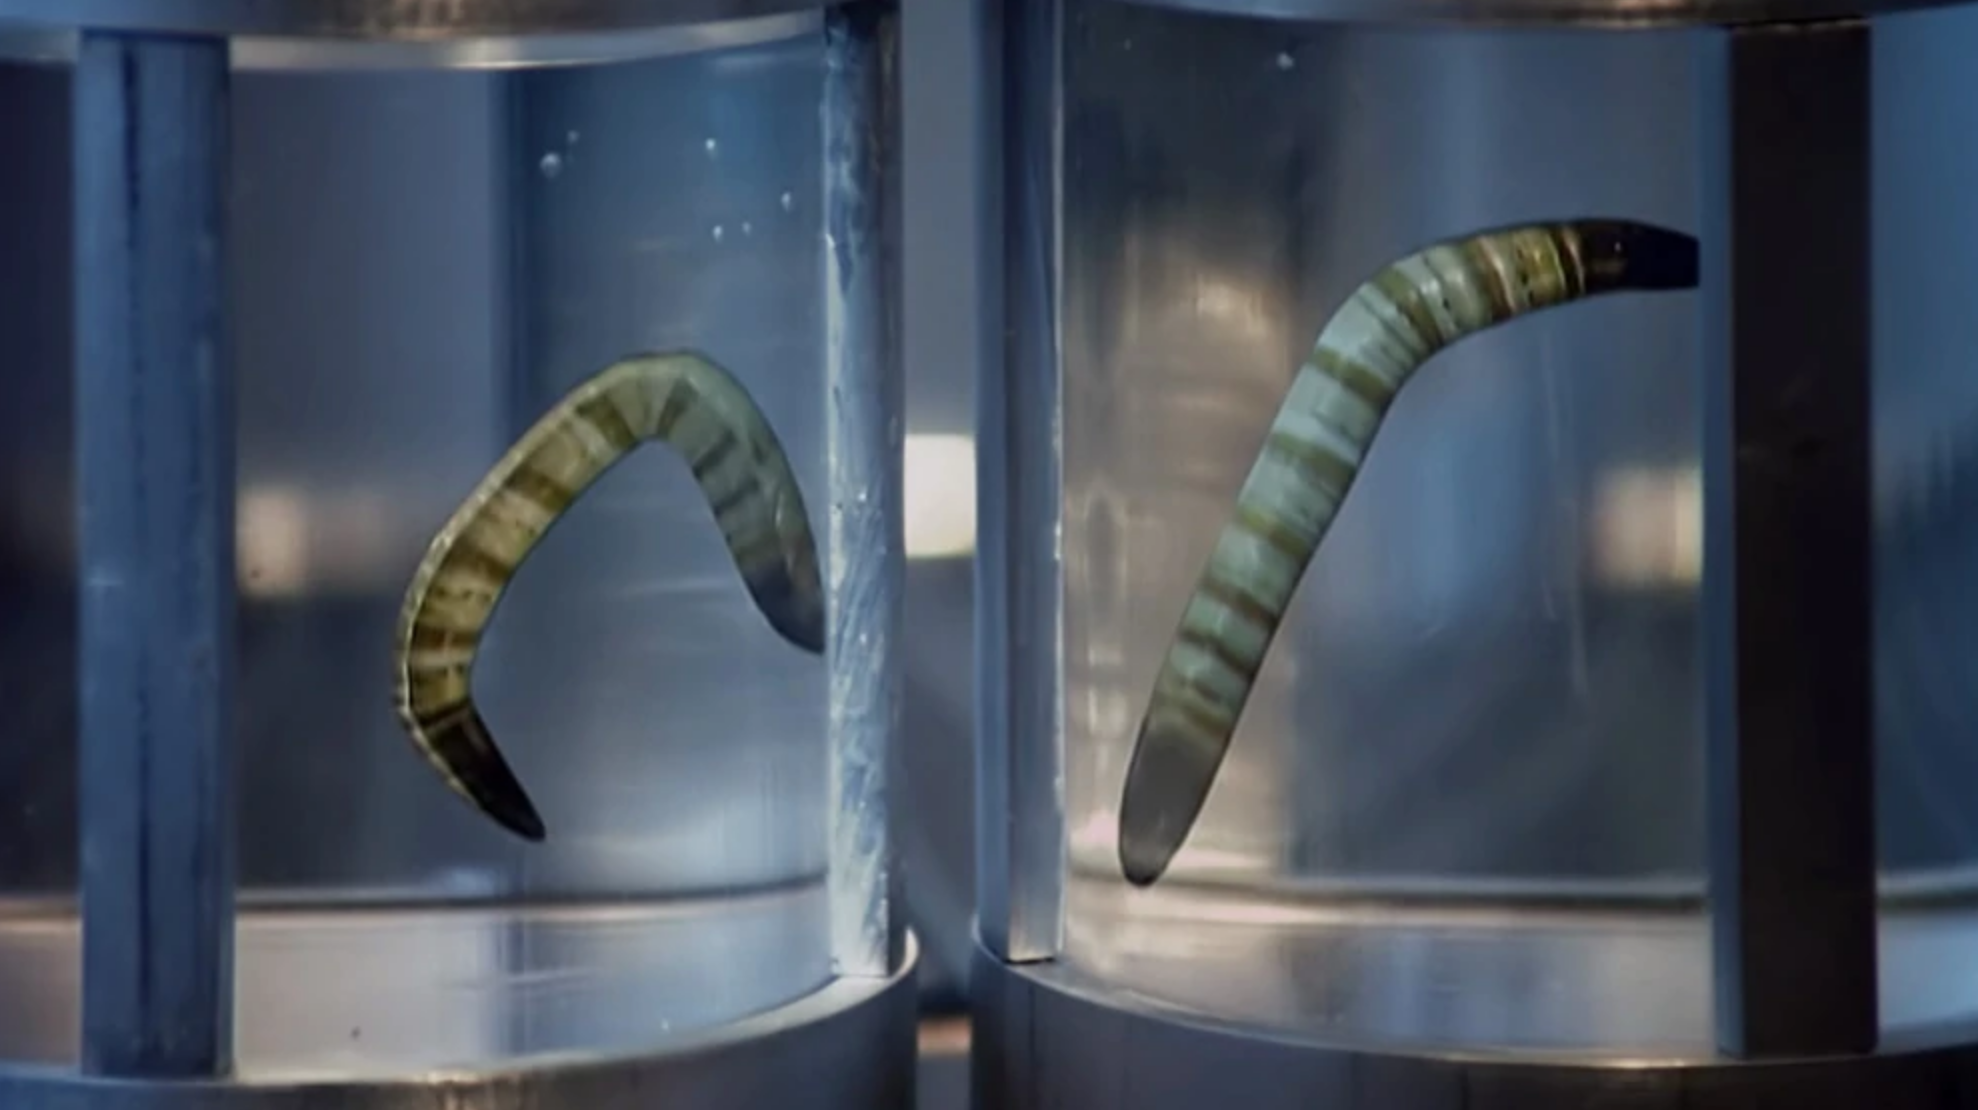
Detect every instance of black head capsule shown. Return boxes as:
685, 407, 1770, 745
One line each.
1574, 220, 1701, 294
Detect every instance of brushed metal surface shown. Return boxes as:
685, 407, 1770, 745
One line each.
0, 0, 859, 39
0, 14, 821, 71
69, 28, 237, 1079
973, 0, 1068, 964
819, 0, 909, 979
1092, 0, 1971, 30
1695, 18, 1877, 1057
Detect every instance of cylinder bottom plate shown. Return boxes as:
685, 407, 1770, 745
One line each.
971, 934, 1978, 1109
1058, 873, 1978, 1054
0, 927, 917, 1110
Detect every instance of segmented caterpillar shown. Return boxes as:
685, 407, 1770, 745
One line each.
1117, 219, 1700, 888
391, 350, 824, 841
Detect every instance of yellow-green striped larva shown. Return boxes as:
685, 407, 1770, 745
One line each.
1117, 219, 1701, 887
391, 350, 823, 841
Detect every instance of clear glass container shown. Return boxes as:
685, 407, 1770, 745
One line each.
1012, 0, 1978, 1059
0, 9, 905, 1083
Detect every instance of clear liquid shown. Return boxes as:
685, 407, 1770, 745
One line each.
1064, 874, 1978, 1056
0, 882, 827, 1077
1053, 0, 1978, 1049
0, 21, 843, 1072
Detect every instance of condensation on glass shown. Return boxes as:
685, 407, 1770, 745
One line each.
0, 0, 908, 1092
975, 0, 1978, 1078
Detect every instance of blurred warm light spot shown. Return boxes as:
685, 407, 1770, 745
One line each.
1590, 465, 1701, 588
904, 433, 976, 560
237, 484, 396, 599
1191, 275, 1275, 348
237, 486, 311, 598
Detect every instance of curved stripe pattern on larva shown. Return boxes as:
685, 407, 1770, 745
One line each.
391, 350, 824, 842
1116, 219, 1701, 888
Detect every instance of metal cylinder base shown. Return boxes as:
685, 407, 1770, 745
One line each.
970, 937, 1978, 1109
0, 0, 850, 37
1087, 0, 1962, 30
0, 940, 918, 1110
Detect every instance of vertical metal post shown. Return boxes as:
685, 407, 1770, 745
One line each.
1697, 18, 1878, 1059
974, 0, 1067, 963
823, 0, 908, 979
73, 29, 237, 1078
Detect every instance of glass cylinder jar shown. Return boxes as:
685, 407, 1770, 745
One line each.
972, 0, 1978, 1103
0, 2, 912, 1105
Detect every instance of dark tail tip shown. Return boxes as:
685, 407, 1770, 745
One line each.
783, 607, 826, 656
428, 703, 548, 843
1116, 716, 1225, 889
746, 566, 826, 656
1119, 834, 1175, 889
463, 747, 548, 843
1575, 220, 1700, 293
491, 792, 549, 843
